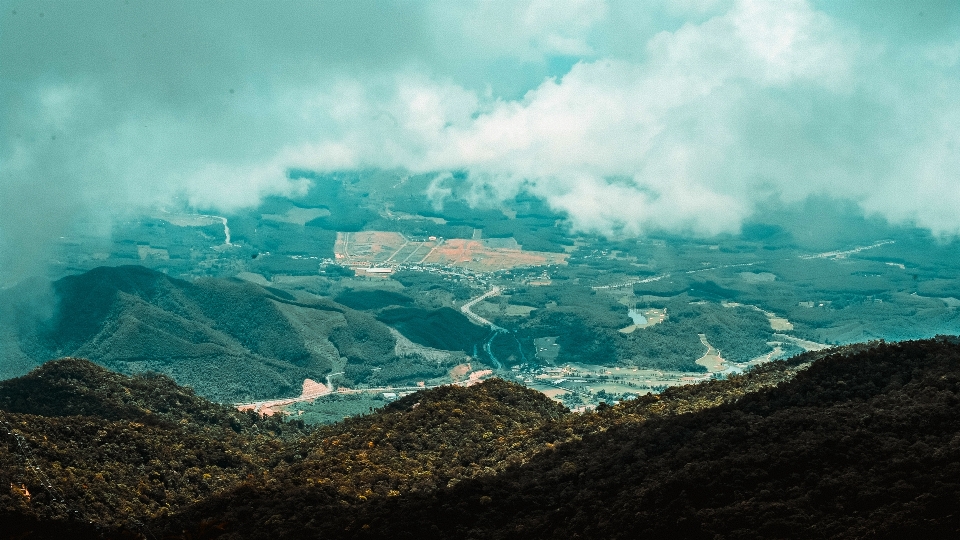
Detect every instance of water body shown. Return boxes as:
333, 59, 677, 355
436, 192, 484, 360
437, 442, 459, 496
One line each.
483, 330, 504, 370
627, 309, 648, 326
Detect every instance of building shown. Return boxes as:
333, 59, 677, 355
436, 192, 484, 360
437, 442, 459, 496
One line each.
355, 267, 394, 278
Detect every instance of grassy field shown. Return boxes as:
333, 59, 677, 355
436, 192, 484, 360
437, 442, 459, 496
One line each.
282, 393, 388, 425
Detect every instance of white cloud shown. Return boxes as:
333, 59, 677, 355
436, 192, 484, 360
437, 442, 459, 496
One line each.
287, 0, 862, 235
436, 0, 607, 62
3, 0, 960, 282
284, 0, 960, 237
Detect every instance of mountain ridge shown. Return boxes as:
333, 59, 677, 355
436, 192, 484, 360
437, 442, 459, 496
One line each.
1, 266, 439, 402
313, 336, 960, 539
3, 337, 959, 538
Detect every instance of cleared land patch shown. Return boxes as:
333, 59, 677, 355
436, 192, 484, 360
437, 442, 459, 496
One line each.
535, 336, 560, 362
474, 301, 536, 318
739, 271, 777, 283
262, 207, 330, 225
723, 301, 794, 331
426, 238, 568, 271
619, 308, 666, 334
335, 232, 568, 271
695, 334, 726, 373
504, 304, 537, 316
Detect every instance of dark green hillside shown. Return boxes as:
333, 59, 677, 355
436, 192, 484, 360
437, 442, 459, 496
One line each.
47, 264, 196, 351
505, 283, 644, 366
633, 275, 693, 296
4, 339, 960, 538
0, 358, 253, 429
158, 379, 574, 538
377, 307, 489, 353
185, 277, 315, 365
0, 349, 805, 539
390, 270, 476, 301
4, 265, 410, 402
0, 360, 304, 537
309, 337, 960, 539
334, 289, 414, 310
153, 337, 960, 539
500, 286, 771, 369
329, 309, 398, 367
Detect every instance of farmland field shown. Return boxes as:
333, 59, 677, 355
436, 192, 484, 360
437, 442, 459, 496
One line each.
334, 232, 567, 271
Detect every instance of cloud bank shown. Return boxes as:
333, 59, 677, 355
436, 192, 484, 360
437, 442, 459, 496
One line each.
2, 0, 960, 280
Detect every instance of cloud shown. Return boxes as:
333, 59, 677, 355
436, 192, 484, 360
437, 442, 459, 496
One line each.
291, 0, 960, 237
1, 0, 433, 282
2, 0, 960, 282
435, 0, 607, 60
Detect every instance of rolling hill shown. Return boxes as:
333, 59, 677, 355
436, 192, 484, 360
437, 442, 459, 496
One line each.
3, 338, 960, 538
0, 266, 411, 402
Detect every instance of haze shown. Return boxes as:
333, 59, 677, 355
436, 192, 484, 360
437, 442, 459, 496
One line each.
2, 0, 960, 284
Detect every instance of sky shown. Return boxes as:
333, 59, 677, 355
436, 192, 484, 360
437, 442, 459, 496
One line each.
2, 0, 960, 281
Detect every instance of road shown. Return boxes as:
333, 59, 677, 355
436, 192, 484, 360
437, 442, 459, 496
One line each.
801, 240, 894, 260
460, 286, 509, 369
383, 240, 409, 263
460, 286, 502, 328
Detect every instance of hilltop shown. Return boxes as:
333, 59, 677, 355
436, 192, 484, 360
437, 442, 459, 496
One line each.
2, 337, 960, 538
0, 358, 304, 537
0, 358, 256, 428
332, 337, 960, 539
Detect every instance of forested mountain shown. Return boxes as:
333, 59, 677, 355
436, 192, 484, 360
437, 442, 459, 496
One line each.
0, 358, 305, 537
0, 266, 407, 402
2, 338, 960, 538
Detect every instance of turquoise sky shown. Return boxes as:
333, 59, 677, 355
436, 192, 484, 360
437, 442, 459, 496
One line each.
2, 1, 960, 276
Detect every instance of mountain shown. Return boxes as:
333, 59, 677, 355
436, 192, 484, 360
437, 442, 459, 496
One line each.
330, 337, 960, 539
0, 358, 304, 537
0, 357, 251, 427
3, 338, 960, 538
0, 265, 412, 402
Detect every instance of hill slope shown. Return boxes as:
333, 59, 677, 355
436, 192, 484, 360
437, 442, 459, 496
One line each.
166, 338, 960, 539
0, 358, 304, 537
0, 358, 251, 427
2, 338, 960, 538
1, 266, 406, 401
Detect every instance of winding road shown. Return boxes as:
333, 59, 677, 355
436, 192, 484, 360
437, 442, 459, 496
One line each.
460, 286, 503, 329
460, 286, 509, 369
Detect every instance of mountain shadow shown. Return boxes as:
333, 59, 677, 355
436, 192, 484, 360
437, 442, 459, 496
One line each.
165, 337, 960, 539
4, 338, 960, 539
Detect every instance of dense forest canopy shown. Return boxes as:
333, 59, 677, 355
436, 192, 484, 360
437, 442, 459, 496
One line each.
3, 338, 960, 538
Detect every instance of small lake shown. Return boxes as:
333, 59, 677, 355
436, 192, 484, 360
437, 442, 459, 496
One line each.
627, 309, 647, 325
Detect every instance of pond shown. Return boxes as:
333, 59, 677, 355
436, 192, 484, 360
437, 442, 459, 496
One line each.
627, 309, 648, 325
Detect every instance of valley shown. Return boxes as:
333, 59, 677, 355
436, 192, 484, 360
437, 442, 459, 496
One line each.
3, 172, 959, 417
7, 4, 960, 537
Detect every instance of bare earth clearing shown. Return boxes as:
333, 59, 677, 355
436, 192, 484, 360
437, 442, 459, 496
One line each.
695, 334, 726, 372
335, 231, 567, 271
236, 367, 495, 416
